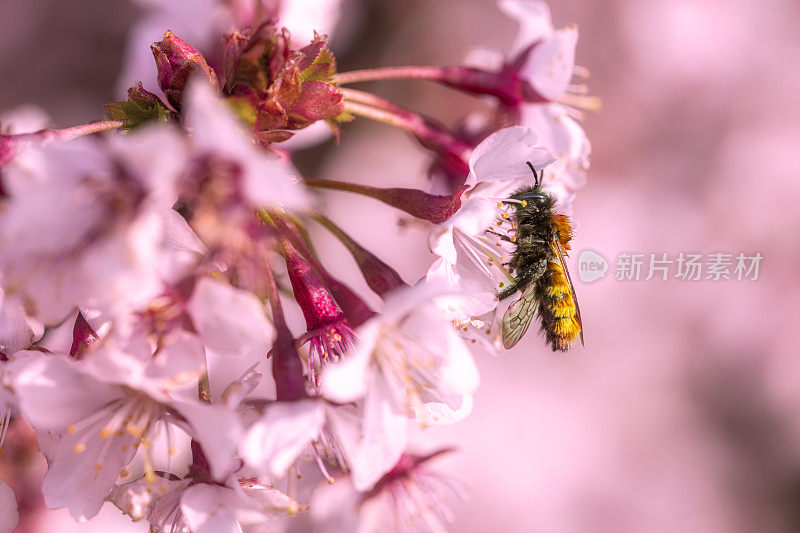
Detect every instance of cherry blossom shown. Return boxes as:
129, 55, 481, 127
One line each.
110, 473, 303, 533
499, 0, 579, 102
427, 126, 555, 339
0, 126, 188, 325
182, 80, 310, 212
0, 1, 596, 529
320, 283, 479, 490
6, 329, 237, 521
310, 450, 466, 533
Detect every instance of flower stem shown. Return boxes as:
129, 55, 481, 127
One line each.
335, 66, 449, 85
263, 254, 307, 401
48, 120, 124, 141
311, 213, 406, 296
342, 99, 470, 178
336, 66, 522, 106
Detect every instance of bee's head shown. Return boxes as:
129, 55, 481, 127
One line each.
516, 188, 550, 209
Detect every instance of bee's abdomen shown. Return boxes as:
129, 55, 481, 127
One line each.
536, 245, 582, 351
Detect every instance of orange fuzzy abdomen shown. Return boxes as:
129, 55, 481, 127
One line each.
538, 242, 581, 351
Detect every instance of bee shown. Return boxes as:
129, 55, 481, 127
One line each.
498, 162, 583, 351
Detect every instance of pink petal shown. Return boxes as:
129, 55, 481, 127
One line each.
188, 277, 274, 356
240, 399, 325, 478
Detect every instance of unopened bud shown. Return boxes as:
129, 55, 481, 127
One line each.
152, 30, 219, 110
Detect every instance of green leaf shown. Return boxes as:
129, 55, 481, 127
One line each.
299, 43, 337, 83
104, 99, 171, 130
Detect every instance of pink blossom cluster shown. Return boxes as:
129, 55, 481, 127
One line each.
0, 1, 593, 531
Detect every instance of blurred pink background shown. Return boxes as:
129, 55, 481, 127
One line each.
3, 0, 800, 531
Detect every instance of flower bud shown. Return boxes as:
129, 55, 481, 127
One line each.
152, 30, 220, 110
69, 312, 99, 359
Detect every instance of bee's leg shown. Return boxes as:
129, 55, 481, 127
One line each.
498, 283, 519, 300
486, 229, 515, 243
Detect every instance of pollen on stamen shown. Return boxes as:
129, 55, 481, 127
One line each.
73, 443, 86, 454
67, 425, 78, 435
126, 424, 144, 437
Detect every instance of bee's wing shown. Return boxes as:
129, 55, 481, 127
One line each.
501, 283, 539, 349
553, 237, 584, 346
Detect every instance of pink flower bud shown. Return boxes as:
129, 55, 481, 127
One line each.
152, 31, 220, 110
69, 312, 100, 359
315, 215, 405, 296
306, 179, 470, 224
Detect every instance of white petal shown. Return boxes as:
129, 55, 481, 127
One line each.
0, 479, 18, 533
173, 400, 242, 481
109, 123, 186, 205
182, 81, 310, 211
320, 321, 380, 403
309, 477, 360, 533
436, 324, 481, 396
7, 352, 121, 429
413, 395, 474, 426
467, 126, 555, 186
500, 0, 555, 54
188, 277, 273, 356
0, 290, 42, 356
146, 331, 205, 387
522, 26, 578, 100
350, 377, 407, 492
426, 257, 497, 320
240, 399, 325, 478
181, 484, 242, 533
42, 423, 139, 521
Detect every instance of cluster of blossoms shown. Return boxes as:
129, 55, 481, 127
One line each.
0, 1, 594, 531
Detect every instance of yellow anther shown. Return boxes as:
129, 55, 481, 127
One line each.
521, 200, 527, 207
67, 425, 77, 435
73, 443, 86, 454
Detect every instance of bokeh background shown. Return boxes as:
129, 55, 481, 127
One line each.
2, 0, 800, 531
